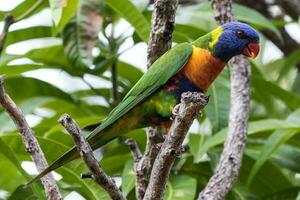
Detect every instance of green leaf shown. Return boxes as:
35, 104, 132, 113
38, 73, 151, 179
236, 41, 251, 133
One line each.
3, 76, 75, 103
0, 46, 85, 76
247, 109, 300, 186
205, 69, 230, 131
59, 167, 110, 200
0, 0, 48, 21
252, 76, 300, 110
164, 175, 197, 200
4, 26, 52, 49
0, 65, 43, 76
0, 134, 109, 199
7, 185, 37, 200
195, 118, 300, 160
62, 0, 102, 69
104, 0, 150, 42
121, 159, 135, 196
0, 138, 45, 199
116, 61, 143, 85
0, 97, 51, 133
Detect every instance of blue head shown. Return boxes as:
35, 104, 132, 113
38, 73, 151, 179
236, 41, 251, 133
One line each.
212, 22, 260, 62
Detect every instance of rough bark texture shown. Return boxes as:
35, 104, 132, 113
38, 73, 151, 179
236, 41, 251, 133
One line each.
198, 0, 251, 199
132, 127, 161, 200
0, 76, 62, 200
129, 0, 179, 199
59, 114, 126, 200
143, 92, 209, 200
147, 0, 179, 67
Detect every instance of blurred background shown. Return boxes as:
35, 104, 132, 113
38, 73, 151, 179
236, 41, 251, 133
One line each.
1, 0, 300, 199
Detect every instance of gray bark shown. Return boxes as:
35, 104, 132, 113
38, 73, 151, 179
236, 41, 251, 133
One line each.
143, 92, 209, 200
198, 0, 251, 199
0, 76, 62, 200
129, 1, 179, 199
59, 114, 126, 200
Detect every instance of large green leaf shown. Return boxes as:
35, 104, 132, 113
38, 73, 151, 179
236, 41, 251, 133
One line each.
3, 76, 75, 103
121, 159, 135, 196
4, 26, 52, 49
164, 175, 197, 200
0, 97, 51, 133
104, 0, 150, 42
0, 64, 44, 76
178, 2, 280, 38
0, 0, 48, 21
238, 153, 295, 198
62, 0, 102, 69
247, 109, 300, 186
191, 118, 300, 161
0, 46, 85, 76
205, 69, 230, 131
0, 134, 110, 199
252, 76, 300, 110
0, 138, 44, 199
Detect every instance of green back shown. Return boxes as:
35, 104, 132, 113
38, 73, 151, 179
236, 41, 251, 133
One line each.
87, 42, 193, 140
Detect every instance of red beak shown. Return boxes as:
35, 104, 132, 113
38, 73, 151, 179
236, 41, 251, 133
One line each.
242, 42, 260, 58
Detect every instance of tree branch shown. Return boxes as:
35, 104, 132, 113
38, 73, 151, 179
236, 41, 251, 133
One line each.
0, 76, 62, 200
147, 0, 179, 67
143, 92, 209, 200
127, 0, 179, 199
59, 114, 126, 200
0, 15, 14, 55
198, 0, 251, 199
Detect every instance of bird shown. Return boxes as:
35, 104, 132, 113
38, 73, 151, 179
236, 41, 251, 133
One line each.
28, 21, 260, 184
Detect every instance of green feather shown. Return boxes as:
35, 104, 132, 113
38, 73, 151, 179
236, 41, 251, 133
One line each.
26, 42, 193, 185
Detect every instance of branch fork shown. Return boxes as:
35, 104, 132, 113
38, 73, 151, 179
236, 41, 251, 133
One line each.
59, 114, 126, 200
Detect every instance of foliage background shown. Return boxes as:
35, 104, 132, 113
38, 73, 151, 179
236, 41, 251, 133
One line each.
1, 0, 300, 199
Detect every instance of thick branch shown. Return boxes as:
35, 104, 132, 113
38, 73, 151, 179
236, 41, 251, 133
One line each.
130, 127, 161, 200
59, 114, 126, 200
143, 92, 209, 200
198, 0, 251, 199
147, 0, 179, 67
0, 76, 62, 200
129, 0, 179, 199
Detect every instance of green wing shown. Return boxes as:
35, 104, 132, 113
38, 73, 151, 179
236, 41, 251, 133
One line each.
27, 42, 193, 185
89, 42, 193, 139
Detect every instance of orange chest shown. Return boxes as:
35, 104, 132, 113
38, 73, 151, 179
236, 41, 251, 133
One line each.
180, 46, 225, 92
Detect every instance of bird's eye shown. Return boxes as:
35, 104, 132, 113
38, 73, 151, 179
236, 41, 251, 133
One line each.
236, 30, 245, 38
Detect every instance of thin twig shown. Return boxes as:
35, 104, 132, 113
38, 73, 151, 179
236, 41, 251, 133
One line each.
0, 76, 62, 200
143, 92, 209, 200
59, 114, 126, 200
198, 0, 251, 199
125, 139, 142, 162
0, 15, 14, 55
0, 0, 44, 56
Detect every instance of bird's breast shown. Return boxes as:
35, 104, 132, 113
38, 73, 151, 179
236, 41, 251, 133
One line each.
181, 46, 225, 92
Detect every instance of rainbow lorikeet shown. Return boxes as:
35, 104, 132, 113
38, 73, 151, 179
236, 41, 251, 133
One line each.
29, 22, 259, 183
